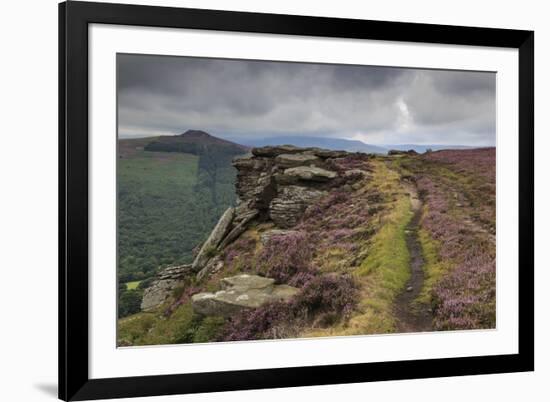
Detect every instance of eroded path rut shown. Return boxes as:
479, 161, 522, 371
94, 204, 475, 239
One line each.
394, 183, 433, 333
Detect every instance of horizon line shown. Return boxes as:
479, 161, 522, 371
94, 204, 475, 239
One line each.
118, 132, 495, 148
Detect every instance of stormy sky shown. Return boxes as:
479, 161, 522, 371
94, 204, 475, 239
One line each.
117, 54, 496, 146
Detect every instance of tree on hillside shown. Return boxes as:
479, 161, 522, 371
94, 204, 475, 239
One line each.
118, 289, 143, 318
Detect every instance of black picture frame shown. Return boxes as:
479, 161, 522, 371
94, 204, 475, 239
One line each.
59, 1, 534, 400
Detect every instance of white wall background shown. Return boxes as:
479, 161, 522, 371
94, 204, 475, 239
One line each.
0, 0, 546, 401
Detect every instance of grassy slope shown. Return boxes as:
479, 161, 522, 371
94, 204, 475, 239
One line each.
118, 300, 227, 346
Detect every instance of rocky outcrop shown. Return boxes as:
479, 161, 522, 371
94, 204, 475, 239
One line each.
140, 145, 370, 311
231, 145, 358, 229
191, 274, 299, 317
141, 264, 193, 311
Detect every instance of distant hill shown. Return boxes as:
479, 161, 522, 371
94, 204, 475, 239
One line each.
144, 130, 249, 155
225, 135, 477, 155
227, 136, 389, 154
384, 144, 475, 153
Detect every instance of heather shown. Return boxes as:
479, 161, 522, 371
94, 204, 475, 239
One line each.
409, 149, 496, 330
219, 275, 359, 341
423, 148, 495, 182
433, 253, 495, 329
422, 148, 495, 232
221, 235, 258, 273
257, 230, 315, 286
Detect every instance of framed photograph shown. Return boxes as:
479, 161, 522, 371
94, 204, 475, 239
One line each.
59, 1, 534, 400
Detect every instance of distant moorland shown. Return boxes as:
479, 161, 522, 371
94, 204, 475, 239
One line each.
227, 135, 476, 154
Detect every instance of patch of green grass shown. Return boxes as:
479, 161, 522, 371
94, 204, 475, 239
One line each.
349, 195, 412, 333
351, 161, 412, 333
355, 195, 411, 279
191, 317, 226, 343
203, 245, 218, 259
317, 247, 352, 273
118, 303, 195, 346
117, 301, 227, 346
416, 226, 453, 305
125, 280, 141, 290
117, 312, 159, 346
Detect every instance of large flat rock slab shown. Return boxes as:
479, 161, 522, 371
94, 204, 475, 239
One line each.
192, 274, 299, 317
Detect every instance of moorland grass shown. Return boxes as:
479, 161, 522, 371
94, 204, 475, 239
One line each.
349, 184, 412, 333
118, 301, 226, 346
416, 227, 452, 305
304, 160, 413, 336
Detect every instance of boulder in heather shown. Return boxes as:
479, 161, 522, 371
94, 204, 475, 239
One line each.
192, 274, 299, 317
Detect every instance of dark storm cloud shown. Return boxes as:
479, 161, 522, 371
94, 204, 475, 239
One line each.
117, 54, 495, 146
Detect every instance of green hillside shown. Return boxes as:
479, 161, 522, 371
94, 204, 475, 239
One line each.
117, 131, 248, 317
118, 151, 200, 282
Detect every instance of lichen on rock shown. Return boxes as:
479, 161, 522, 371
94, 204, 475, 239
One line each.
192, 274, 299, 317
